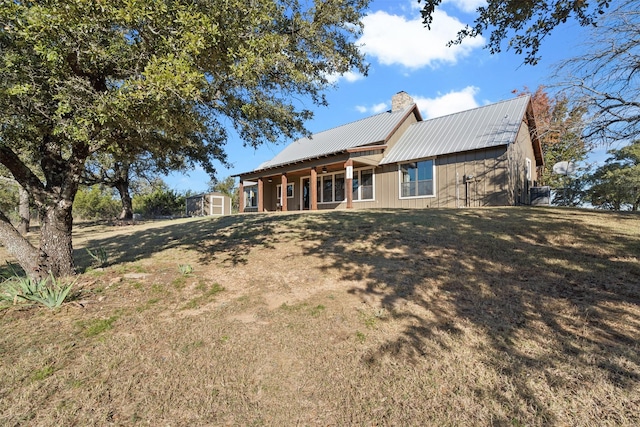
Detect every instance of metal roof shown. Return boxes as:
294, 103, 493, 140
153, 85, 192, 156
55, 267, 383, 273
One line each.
254, 105, 417, 171
380, 96, 531, 165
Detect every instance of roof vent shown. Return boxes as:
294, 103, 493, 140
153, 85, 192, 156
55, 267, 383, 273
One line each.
391, 91, 414, 112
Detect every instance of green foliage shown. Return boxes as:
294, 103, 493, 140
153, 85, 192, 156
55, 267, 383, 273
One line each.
86, 247, 109, 267
0, 273, 74, 309
78, 316, 119, 337
0, 177, 19, 222
133, 184, 185, 218
178, 264, 193, 276
586, 141, 640, 211
73, 186, 121, 220
31, 365, 55, 381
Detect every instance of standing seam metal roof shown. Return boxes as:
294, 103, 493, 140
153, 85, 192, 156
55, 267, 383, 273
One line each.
380, 96, 531, 165
254, 105, 416, 171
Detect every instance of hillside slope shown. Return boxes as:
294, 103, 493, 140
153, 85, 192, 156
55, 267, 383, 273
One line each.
1, 208, 639, 425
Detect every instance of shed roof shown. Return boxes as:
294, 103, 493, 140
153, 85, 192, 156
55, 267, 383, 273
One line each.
380, 95, 531, 165
253, 105, 420, 171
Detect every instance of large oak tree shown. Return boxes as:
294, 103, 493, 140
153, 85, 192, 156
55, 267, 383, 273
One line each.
0, 0, 369, 279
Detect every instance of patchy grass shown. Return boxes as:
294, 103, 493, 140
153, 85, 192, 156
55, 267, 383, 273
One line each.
0, 208, 639, 425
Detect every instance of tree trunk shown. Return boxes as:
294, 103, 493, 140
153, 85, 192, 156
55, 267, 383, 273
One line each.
116, 180, 133, 220
0, 210, 41, 278
38, 200, 76, 278
113, 162, 133, 220
17, 186, 30, 234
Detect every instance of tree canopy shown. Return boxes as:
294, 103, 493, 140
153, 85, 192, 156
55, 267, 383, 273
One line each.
0, 0, 370, 278
586, 141, 640, 211
516, 87, 587, 189
418, 0, 611, 65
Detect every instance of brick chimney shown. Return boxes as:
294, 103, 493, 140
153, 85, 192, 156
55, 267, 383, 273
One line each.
391, 91, 414, 112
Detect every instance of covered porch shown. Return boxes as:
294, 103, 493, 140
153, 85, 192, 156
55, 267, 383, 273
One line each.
238, 147, 382, 213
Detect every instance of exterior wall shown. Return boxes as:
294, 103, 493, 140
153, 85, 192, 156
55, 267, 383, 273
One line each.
384, 110, 419, 153
508, 120, 537, 205
364, 146, 510, 209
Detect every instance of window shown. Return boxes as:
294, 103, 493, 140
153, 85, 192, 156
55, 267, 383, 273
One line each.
526, 158, 532, 181
352, 168, 375, 201
400, 160, 434, 198
314, 172, 348, 203
335, 173, 345, 201
322, 176, 333, 203
276, 183, 294, 201
244, 185, 258, 208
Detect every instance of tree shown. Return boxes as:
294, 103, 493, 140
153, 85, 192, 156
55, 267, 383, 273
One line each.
0, 0, 369, 279
555, 0, 640, 144
418, 0, 611, 65
514, 87, 588, 189
586, 141, 640, 211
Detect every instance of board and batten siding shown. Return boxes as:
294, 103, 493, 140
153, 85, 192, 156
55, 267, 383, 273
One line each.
349, 146, 510, 209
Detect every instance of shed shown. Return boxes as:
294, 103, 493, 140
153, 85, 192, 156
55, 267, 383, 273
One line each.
186, 192, 232, 216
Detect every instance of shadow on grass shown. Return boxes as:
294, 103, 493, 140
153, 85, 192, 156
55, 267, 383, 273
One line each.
73, 207, 640, 423
73, 214, 300, 270
293, 207, 640, 423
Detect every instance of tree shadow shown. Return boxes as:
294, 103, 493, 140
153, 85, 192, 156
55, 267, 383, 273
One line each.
286, 208, 640, 423
73, 214, 301, 271
70, 208, 640, 422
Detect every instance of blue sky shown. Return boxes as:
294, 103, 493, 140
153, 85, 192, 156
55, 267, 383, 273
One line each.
167, 0, 594, 193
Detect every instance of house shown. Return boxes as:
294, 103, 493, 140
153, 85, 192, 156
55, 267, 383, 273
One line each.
236, 92, 543, 212
185, 192, 232, 216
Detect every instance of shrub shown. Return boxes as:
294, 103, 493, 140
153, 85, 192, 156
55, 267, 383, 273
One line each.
73, 185, 120, 220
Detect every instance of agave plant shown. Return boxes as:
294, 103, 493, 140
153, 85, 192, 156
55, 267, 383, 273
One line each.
0, 273, 74, 309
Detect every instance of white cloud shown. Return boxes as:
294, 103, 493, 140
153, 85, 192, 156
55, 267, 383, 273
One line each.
358, 9, 484, 69
326, 70, 365, 84
413, 86, 480, 119
443, 0, 487, 13
356, 102, 388, 114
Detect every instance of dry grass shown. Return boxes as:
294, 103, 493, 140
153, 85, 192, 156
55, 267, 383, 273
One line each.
1, 207, 639, 426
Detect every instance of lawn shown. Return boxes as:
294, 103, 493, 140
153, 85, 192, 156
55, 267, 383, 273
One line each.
1, 207, 639, 426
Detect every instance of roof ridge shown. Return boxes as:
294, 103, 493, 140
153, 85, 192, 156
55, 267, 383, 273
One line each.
305, 104, 416, 138
423, 95, 530, 122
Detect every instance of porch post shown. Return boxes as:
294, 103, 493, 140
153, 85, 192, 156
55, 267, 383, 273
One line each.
258, 177, 264, 212
345, 159, 353, 209
238, 181, 244, 213
281, 173, 288, 212
310, 167, 318, 211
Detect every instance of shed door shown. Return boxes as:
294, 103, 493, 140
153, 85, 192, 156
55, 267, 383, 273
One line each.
210, 195, 225, 216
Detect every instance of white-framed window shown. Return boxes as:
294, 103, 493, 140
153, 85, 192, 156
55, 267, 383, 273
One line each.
276, 183, 294, 201
316, 172, 346, 204
243, 185, 258, 208
352, 168, 374, 201
399, 159, 435, 198
526, 158, 532, 181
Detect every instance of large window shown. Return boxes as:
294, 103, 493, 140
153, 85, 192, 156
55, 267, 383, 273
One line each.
244, 185, 258, 208
316, 172, 346, 203
353, 168, 374, 201
400, 160, 434, 198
